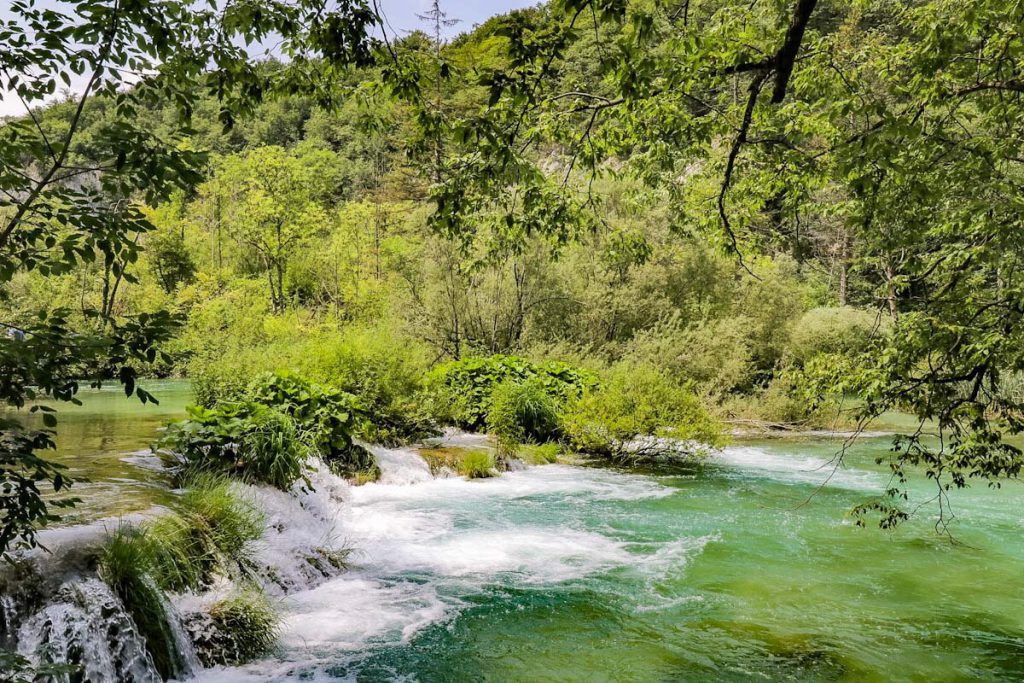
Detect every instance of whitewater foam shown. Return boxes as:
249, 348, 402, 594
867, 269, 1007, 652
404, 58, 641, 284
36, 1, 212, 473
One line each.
713, 445, 880, 489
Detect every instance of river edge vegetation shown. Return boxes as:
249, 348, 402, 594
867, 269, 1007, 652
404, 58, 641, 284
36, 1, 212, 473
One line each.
3, 0, 1024, 673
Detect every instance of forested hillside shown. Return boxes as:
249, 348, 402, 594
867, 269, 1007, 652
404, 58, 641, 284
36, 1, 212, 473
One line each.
2, 3, 880, 426
3, 0, 1024, 544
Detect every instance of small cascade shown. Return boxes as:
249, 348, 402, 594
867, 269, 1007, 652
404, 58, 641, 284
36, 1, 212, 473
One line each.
16, 578, 162, 683
241, 465, 354, 595
370, 445, 434, 485
161, 593, 201, 678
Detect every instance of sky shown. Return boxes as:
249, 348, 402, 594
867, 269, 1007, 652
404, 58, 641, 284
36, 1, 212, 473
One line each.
0, 0, 538, 118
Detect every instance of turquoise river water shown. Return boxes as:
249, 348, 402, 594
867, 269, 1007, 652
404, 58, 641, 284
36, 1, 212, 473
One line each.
11, 382, 1024, 681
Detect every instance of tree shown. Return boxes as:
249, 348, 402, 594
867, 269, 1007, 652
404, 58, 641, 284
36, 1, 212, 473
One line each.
204, 146, 344, 312
0, 0, 377, 558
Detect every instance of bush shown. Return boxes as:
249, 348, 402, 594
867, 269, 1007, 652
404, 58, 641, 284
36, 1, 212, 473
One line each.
246, 372, 376, 476
487, 377, 562, 454
428, 355, 596, 430
187, 320, 437, 445
786, 307, 880, 366
193, 589, 278, 666
293, 324, 437, 444
562, 363, 724, 461
98, 526, 182, 680
158, 402, 311, 490
626, 316, 755, 395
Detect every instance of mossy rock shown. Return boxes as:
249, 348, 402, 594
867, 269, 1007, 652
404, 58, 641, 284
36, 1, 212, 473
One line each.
417, 447, 497, 479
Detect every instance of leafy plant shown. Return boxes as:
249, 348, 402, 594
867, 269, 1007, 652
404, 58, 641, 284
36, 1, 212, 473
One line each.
158, 402, 311, 490
563, 364, 724, 462
428, 355, 596, 430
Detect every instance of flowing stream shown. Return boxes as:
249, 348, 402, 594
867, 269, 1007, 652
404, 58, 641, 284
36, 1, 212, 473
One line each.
4, 382, 1024, 681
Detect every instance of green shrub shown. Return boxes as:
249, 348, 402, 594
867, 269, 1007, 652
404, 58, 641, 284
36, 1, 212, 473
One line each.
563, 363, 724, 461
293, 324, 437, 444
246, 372, 376, 476
188, 320, 437, 445
158, 402, 310, 490
196, 589, 279, 666
98, 526, 182, 680
0, 650, 77, 683
626, 316, 755, 395
487, 377, 562, 454
786, 306, 880, 366
428, 355, 596, 430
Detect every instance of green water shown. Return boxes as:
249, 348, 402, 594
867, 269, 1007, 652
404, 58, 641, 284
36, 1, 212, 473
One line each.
8, 386, 1024, 681
4, 379, 191, 522
270, 437, 1024, 683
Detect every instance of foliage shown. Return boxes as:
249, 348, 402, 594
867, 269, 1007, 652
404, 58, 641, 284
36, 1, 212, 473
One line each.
246, 372, 372, 473
161, 372, 380, 486
0, 309, 178, 559
147, 476, 264, 592
487, 377, 562, 454
428, 355, 596, 430
0, 0, 378, 556
786, 307, 881, 367
157, 402, 311, 490
0, 649, 78, 683
563, 364, 724, 462
201, 590, 279, 666
97, 525, 182, 680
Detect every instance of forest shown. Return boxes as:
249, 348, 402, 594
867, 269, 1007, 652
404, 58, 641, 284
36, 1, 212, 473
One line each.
2, 0, 1024, 681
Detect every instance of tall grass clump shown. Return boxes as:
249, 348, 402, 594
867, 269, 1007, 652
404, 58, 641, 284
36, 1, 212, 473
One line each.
487, 377, 562, 455
98, 525, 182, 680
198, 590, 279, 666
458, 449, 497, 479
147, 476, 264, 592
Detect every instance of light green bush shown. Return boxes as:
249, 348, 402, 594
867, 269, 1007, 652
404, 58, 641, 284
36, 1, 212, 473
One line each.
428, 355, 596, 430
563, 363, 724, 461
786, 306, 880, 366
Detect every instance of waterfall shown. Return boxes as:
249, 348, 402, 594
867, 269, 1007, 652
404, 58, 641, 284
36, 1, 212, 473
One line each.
370, 445, 434, 485
16, 578, 162, 683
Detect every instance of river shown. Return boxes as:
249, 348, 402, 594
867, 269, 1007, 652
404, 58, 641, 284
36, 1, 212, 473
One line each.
10, 381, 1024, 681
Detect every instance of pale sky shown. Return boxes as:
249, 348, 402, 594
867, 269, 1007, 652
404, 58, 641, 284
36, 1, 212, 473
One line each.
0, 0, 538, 118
